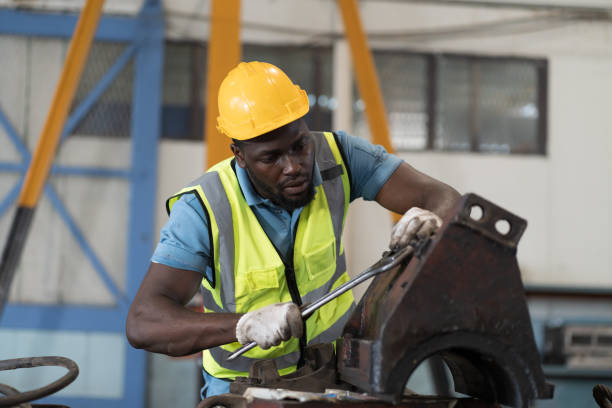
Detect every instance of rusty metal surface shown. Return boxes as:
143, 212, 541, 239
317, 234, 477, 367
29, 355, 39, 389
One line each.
230, 344, 346, 395
197, 393, 247, 408
337, 193, 554, 407
246, 398, 498, 408
198, 395, 500, 408
0, 356, 78, 407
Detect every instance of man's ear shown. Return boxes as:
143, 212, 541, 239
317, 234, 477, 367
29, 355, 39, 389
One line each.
230, 143, 247, 168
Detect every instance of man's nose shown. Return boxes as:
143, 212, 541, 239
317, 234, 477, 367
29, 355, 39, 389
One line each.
281, 154, 301, 175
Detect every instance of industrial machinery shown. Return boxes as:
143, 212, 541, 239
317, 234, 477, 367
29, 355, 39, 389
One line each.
197, 194, 556, 408
0, 356, 79, 407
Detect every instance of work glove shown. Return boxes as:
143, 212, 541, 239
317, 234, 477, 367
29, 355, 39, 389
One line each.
390, 207, 443, 250
235, 302, 303, 350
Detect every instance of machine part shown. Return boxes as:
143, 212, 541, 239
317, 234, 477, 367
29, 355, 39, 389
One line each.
230, 344, 346, 395
543, 324, 612, 368
227, 245, 414, 361
197, 393, 247, 408
243, 388, 335, 403
593, 384, 612, 408
0, 356, 79, 407
0, 383, 31, 408
337, 193, 554, 407
427, 356, 453, 397
542, 325, 566, 365
197, 395, 500, 408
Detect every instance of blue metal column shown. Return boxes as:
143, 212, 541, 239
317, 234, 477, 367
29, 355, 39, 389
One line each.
124, 0, 164, 406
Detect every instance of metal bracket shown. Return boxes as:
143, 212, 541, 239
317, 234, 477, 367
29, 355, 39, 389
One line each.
455, 193, 527, 250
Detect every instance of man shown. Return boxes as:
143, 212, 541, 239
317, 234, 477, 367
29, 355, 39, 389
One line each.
126, 61, 460, 398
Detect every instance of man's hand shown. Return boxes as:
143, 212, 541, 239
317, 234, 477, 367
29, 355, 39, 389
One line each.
390, 207, 443, 249
236, 302, 303, 349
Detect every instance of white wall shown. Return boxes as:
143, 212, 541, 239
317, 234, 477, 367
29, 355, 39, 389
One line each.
155, 141, 205, 236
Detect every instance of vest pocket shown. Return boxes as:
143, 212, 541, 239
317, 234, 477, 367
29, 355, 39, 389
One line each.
245, 266, 282, 291
303, 240, 336, 281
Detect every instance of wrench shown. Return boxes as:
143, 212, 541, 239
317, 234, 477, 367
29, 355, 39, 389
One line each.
226, 244, 415, 361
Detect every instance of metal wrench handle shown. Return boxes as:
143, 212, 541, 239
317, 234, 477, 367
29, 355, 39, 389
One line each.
226, 245, 414, 361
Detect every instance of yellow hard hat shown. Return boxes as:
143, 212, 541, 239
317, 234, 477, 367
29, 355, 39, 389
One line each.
216, 61, 310, 140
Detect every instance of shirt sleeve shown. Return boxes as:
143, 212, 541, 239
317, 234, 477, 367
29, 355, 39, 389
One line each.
335, 131, 403, 202
150, 194, 213, 282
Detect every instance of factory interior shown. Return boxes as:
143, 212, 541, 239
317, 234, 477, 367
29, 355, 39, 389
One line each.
0, 0, 611, 407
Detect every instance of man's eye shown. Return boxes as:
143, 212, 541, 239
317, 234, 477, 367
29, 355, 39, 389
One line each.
293, 141, 306, 152
260, 156, 276, 164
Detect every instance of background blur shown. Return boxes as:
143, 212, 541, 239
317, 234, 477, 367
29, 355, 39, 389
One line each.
0, 0, 610, 407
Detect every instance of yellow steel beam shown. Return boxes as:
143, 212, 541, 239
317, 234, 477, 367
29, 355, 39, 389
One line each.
337, 0, 394, 155
205, 0, 241, 169
18, 0, 105, 208
338, 0, 401, 221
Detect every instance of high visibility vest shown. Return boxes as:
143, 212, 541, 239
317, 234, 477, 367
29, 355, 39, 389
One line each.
166, 131, 355, 379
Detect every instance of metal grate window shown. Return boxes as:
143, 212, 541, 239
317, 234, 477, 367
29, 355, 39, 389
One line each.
354, 51, 547, 155
161, 41, 205, 140
353, 52, 428, 150
71, 41, 134, 139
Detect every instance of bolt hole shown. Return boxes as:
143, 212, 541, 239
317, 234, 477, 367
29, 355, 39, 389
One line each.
495, 219, 511, 235
469, 205, 484, 221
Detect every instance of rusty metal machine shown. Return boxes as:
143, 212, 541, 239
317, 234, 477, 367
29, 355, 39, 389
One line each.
199, 194, 555, 408
337, 193, 554, 406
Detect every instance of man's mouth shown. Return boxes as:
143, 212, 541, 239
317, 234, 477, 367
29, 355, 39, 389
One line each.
282, 177, 308, 195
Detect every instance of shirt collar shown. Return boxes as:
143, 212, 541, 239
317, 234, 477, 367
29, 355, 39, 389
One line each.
235, 160, 323, 207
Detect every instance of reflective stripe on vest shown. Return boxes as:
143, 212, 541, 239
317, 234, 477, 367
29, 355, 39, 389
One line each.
167, 132, 355, 379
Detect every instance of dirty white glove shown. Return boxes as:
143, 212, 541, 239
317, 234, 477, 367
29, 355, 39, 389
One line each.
236, 302, 303, 350
390, 207, 443, 249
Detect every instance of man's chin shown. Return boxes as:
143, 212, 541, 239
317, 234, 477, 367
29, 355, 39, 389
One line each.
279, 184, 315, 211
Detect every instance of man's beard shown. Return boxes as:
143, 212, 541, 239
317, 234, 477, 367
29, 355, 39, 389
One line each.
246, 167, 316, 212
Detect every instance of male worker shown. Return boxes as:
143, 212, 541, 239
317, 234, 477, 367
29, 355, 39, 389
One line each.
126, 61, 460, 398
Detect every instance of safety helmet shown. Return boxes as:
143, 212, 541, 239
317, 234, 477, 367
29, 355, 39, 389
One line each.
216, 61, 310, 140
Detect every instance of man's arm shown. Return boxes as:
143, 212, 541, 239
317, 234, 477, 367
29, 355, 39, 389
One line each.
375, 161, 460, 217
375, 162, 461, 248
126, 262, 240, 357
126, 262, 303, 356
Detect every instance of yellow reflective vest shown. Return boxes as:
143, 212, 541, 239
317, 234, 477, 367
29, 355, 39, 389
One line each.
166, 131, 355, 379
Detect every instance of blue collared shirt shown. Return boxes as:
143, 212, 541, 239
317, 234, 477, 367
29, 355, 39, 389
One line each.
151, 131, 403, 281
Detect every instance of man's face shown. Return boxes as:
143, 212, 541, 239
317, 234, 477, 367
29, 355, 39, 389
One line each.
231, 119, 315, 211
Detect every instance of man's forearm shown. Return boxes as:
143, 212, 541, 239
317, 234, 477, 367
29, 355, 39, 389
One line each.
376, 162, 460, 217
421, 182, 461, 220
126, 294, 241, 356
126, 262, 242, 357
